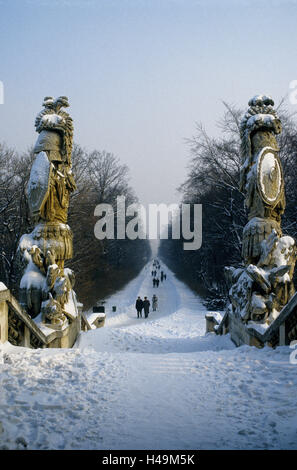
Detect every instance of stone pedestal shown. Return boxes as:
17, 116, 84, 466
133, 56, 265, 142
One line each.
205, 312, 221, 333
43, 316, 81, 348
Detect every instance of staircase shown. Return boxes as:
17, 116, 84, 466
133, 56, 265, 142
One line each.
206, 293, 297, 348
0, 283, 82, 349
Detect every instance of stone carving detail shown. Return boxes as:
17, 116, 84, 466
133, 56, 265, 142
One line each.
8, 313, 23, 346
227, 95, 296, 324
18, 97, 77, 327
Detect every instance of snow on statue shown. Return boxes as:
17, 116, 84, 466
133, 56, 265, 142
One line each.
18, 96, 77, 327
226, 95, 296, 325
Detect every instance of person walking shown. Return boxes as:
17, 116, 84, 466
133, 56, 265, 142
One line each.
152, 294, 158, 311
135, 296, 143, 318
143, 297, 150, 318
156, 278, 159, 288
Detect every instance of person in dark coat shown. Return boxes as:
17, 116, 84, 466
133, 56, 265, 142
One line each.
135, 296, 143, 318
156, 279, 159, 288
143, 297, 150, 318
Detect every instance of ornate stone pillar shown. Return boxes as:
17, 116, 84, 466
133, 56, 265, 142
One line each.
18, 96, 78, 329
227, 95, 296, 325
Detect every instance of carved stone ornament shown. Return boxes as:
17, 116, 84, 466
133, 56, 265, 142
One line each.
256, 147, 283, 207
226, 95, 296, 325
18, 96, 78, 328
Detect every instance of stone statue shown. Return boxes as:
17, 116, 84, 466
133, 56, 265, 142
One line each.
18, 96, 77, 326
227, 95, 296, 324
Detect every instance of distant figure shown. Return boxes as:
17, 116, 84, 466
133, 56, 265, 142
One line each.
156, 278, 159, 288
164, 273, 167, 280
153, 278, 156, 287
135, 296, 143, 318
152, 294, 158, 311
143, 297, 150, 318
151, 270, 154, 276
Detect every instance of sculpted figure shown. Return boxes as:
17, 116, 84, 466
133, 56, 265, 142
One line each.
227, 95, 296, 324
229, 230, 296, 323
19, 97, 76, 325
239, 95, 285, 265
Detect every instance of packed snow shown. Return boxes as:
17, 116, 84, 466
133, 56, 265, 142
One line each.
41, 114, 64, 125
247, 113, 277, 129
1, 261, 297, 450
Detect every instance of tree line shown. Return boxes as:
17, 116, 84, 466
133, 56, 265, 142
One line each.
159, 102, 297, 309
0, 143, 151, 308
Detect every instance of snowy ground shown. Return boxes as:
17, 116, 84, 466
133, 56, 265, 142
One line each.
1, 261, 297, 450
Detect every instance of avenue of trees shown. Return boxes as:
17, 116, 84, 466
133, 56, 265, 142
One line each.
159, 102, 297, 309
0, 143, 151, 308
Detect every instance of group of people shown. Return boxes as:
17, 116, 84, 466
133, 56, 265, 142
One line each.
135, 294, 158, 318
152, 278, 160, 288
134, 259, 166, 318
151, 264, 167, 288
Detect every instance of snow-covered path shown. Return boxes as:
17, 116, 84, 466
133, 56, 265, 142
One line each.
1, 262, 297, 450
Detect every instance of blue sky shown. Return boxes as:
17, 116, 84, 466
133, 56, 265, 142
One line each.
0, 0, 296, 205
